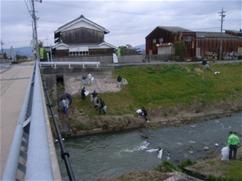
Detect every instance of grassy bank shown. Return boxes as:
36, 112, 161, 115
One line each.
186, 147, 242, 180
74, 63, 242, 116
99, 149, 242, 181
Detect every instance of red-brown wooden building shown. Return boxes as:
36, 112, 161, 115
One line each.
146, 26, 242, 59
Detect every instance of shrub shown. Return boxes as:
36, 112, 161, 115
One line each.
155, 161, 180, 172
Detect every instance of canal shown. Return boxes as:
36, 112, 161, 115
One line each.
58, 112, 242, 181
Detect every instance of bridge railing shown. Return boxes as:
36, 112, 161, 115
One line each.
3, 61, 76, 181
25, 63, 54, 180
40, 61, 100, 68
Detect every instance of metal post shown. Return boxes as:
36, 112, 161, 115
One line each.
219, 8, 226, 60
31, 0, 40, 61
1, 40, 4, 54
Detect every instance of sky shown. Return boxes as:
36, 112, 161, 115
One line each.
1, 0, 242, 48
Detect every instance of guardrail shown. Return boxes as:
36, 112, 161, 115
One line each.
40, 61, 100, 68
3, 61, 76, 181
25, 63, 53, 180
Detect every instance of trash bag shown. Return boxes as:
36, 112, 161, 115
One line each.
221, 146, 229, 161
157, 149, 163, 159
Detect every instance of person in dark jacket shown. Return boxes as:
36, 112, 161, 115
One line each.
81, 87, 86, 100
64, 93, 72, 105
90, 90, 98, 103
117, 75, 122, 88
141, 107, 148, 122
202, 58, 210, 69
99, 98, 107, 114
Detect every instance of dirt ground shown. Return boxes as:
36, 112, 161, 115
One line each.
64, 72, 121, 95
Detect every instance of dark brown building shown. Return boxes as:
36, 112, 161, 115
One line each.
195, 32, 242, 58
53, 15, 116, 58
146, 26, 196, 57
146, 26, 242, 59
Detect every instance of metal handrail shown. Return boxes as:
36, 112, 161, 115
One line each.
2, 63, 35, 180
40, 61, 100, 68
25, 63, 53, 180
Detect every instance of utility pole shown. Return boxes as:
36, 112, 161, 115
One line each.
219, 8, 226, 60
1, 40, 4, 54
30, 0, 40, 61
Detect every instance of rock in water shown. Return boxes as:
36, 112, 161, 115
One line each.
203, 146, 209, 151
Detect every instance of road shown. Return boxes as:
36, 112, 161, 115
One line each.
0, 62, 34, 177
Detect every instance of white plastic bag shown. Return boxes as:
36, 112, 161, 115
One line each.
221, 146, 229, 161
157, 149, 163, 159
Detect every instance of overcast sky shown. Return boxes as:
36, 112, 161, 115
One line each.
1, 0, 241, 48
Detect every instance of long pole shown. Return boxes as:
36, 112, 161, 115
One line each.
219, 8, 226, 60
1, 40, 3, 54
31, 0, 40, 61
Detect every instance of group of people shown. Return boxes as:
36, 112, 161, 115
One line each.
81, 87, 107, 114
81, 73, 95, 86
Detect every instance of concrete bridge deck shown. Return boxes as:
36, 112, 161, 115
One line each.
0, 62, 34, 177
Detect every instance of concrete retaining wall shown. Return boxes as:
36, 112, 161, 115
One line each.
118, 55, 144, 63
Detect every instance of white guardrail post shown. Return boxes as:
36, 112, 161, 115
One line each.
25, 63, 53, 180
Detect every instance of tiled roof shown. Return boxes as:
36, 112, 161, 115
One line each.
196, 32, 240, 39
158, 26, 191, 33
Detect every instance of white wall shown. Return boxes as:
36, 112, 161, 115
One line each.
157, 46, 172, 55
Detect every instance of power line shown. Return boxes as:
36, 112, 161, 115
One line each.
24, 0, 32, 18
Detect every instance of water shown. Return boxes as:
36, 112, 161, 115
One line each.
58, 112, 242, 181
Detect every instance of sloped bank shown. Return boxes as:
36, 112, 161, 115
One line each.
56, 63, 242, 137
59, 98, 242, 138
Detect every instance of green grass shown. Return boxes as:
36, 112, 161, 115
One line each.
73, 63, 242, 116
224, 160, 242, 180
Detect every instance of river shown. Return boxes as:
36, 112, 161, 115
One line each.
58, 112, 242, 181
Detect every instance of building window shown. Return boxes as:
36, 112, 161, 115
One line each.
69, 51, 89, 56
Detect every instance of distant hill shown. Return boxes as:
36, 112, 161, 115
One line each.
3, 47, 33, 57
134, 44, 145, 51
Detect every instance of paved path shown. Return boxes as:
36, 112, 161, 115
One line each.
0, 62, 34, 177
